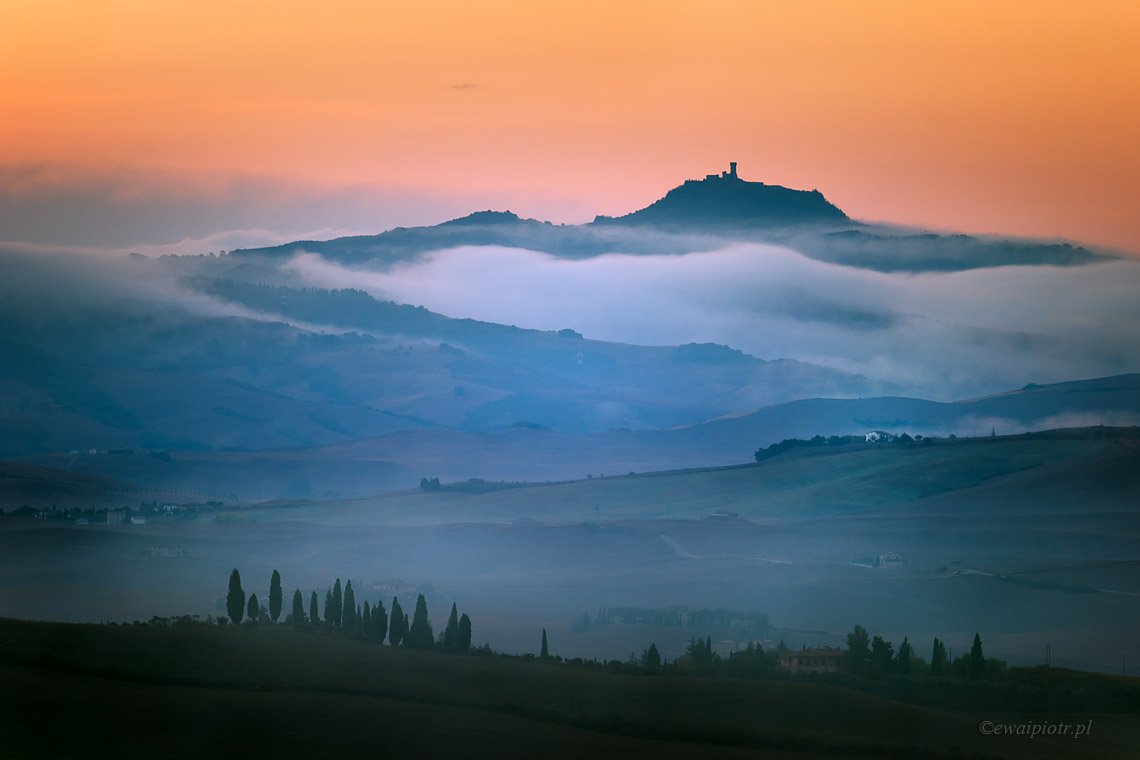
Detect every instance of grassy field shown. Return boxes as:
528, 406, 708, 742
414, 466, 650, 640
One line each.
2, 429, 1136, 672
2, 618, 1137, 759
236, 430, 1140, 526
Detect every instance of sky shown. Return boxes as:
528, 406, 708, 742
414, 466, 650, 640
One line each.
2, 1, 1139, 253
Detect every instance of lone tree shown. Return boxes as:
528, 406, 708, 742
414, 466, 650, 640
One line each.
247, 593, 260, 625
309, 591, 320, 625
389, 597, 406, 646
540, 628, 549, 658
642, 643, 662, 670
269, 570, 283, 623
458, 613, 471, 653
441, 603, 461, 651
291, 589, 305, 624
406, 593, 434, 649
362, 601, 371, 636
969, 633, 985, 679
226, 569, 245, 625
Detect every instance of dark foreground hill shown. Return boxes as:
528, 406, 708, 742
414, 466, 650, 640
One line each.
1, 618, 1136, 759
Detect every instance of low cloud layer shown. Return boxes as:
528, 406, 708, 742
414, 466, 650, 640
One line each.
286, 244, 1140, 399
0, 163, 474, 251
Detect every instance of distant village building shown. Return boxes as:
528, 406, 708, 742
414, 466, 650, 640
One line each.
778, 646, 845, 673
865, 431, 896, 443
130, 516, 146, 525
106, 509, 126, 524
877, 552, 906, 567
705, 510, 742, 522
705, 162, 740, 181
149, 545, 186, 558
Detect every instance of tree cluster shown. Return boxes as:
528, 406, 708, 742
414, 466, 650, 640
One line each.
221, 569, 471, 654
846, 625, 1002, 680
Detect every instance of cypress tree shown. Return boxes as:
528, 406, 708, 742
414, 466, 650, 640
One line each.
870, 635, 894, 674
406, 593, 434, 649
330, 578, 343, 628
362, 601, 371, 637
970, 633, 985, 679
458, 613, 471, 652
846, 624, 870, 675
324, 589, 333, 625
897, 636, 912, 674
343, 580, 357, 632
389, 597, 405, 646
269, 570, 283, 623
642, 643, 661, 670
247, 593, 259, 625
226, 569, 245, 625
442, 603, 460, 651
931, 638, 946, 675
373, 599, 388, 643
540, 627, 549, 658
309, 591, 320, 625
291, 589, 305, 623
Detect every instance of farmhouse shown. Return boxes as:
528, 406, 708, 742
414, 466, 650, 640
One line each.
777, 646, 845, 673
705, 510, 742, 522
877, 552, 906, 567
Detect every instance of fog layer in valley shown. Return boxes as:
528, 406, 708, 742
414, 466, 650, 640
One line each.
288, 243, 1140, 400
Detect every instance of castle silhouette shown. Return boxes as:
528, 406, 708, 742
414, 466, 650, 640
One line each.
704, 162, 740, 181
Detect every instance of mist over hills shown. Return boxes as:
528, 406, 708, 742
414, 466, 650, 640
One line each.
3, 166, 1140, 726
1, 165, 1138, 501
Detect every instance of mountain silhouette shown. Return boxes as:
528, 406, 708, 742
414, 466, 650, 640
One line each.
231, 164, 1105, 272
593, 163, 849, 229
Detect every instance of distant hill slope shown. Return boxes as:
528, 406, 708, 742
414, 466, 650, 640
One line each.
274, 425, 1140, 527
11, 377, 1140, 503
679, 373, 1140, 458
0, 274, 881, 460
593, 167, 848, 229
228, 166, 1108, 272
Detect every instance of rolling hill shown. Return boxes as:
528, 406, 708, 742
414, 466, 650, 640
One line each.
229, 166, 1109, 273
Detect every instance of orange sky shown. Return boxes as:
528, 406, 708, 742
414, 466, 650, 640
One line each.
3, 1, 1139, 252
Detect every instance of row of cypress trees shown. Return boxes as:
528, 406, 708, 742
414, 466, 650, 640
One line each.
225, 568, 472, 652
